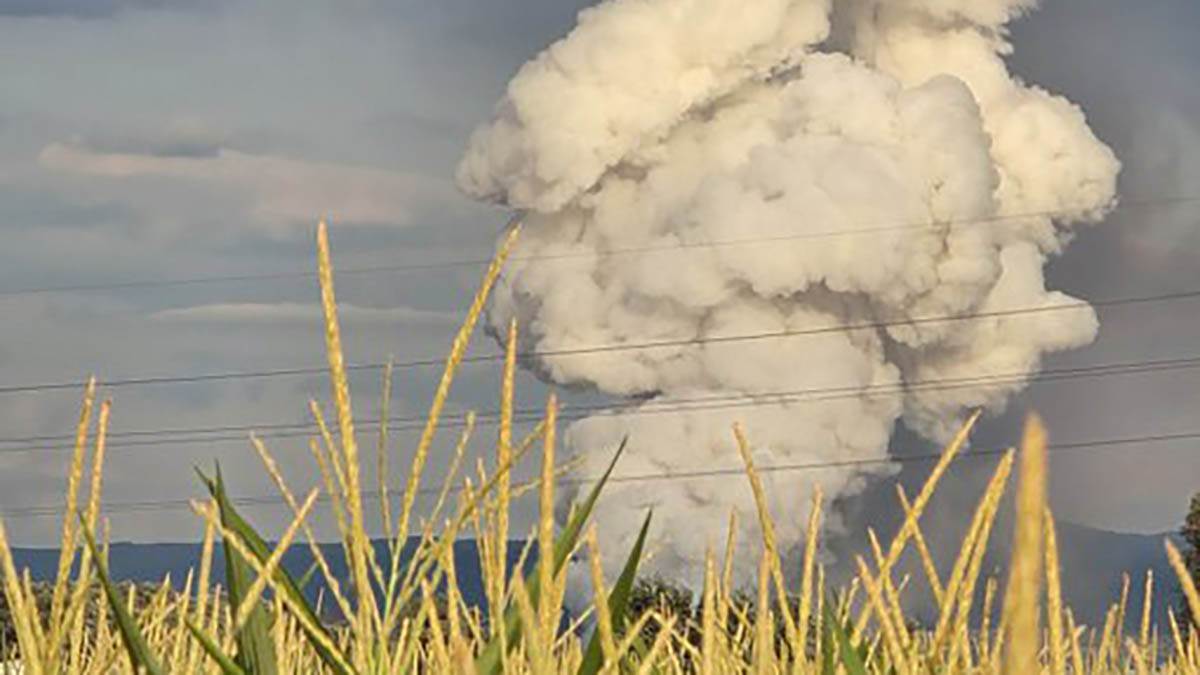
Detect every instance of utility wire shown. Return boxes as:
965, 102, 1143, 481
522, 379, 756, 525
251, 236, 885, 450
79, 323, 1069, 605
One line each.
1, 429, 1196, 520
2, 196, 1196, 299
2, 286, 1199, 397
2, 352, 1200, 454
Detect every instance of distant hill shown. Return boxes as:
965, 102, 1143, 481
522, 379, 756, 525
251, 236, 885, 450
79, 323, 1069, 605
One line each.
8, 523, 1185, 628
10, 539, 532, 619
1052, 521, 1182, 629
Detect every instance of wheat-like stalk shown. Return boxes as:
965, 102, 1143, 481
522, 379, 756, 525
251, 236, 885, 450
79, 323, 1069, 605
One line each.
1004, 414, 1049, 675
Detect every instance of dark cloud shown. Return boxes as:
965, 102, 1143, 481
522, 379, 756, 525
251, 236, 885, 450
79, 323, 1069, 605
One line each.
362, 0, 598, 74
0, 0, 207, 19
82, 134, 222, 159
421, 0, 598, 50
71, 122, 301, 160
1009, 0, 1200, 295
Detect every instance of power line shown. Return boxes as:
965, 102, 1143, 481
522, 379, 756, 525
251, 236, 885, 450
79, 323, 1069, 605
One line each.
2, 352, 1199, 456
3, 286, 1200, 397
1, 429, 1196, 520
2, 196, 1196, 299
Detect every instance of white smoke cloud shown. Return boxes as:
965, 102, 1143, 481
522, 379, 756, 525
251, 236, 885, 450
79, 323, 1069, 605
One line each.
459, 0, 1119, 589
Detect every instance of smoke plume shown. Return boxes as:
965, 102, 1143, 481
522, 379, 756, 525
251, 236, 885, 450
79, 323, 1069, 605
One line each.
458, 0, 1120, 589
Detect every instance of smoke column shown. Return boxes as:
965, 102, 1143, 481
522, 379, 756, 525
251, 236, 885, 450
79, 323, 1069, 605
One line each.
458, 0, 1120, 588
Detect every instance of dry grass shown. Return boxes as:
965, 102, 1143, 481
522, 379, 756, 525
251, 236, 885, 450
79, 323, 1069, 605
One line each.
0, 221, 1196, 674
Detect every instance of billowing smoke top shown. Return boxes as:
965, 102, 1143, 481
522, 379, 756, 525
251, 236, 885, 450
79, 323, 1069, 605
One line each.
458, 0, 1119, 589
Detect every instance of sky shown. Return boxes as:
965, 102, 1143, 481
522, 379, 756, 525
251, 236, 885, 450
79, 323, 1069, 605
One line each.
0, 0, 1197, 548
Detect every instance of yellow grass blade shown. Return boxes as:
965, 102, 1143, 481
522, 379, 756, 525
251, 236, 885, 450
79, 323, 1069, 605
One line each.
866, 528, 910, 651
66, 398, 112, 670
897, 485, 944, 606
1116, 573, 1132, 665
49, 378, 97, 648
1167, 540, 1200, 644
1098, 605, 1118, 672
378, 359, 395, 543
438, 534, 465, 656
720, 509, 738, 630
512, 575, 549, 673
1140, 570, 1155, 654
1002, 414, 1049, 675
394, 221, 521, 545
797, 485, 823, 668
494, 316, 518, 635
856, 555, 912, 675
230, 485, 319, 629
307, 433, 354, 572
250, 436, 356, 628
315, 220, 379, 655
1045, 506, 1066, 675
1066, 608, 1086, 675
420, 412, 477, 543
980, 576, 998, 667
701, 549, 717, 675
1167, 607, 1186, 667
634, 615, 676, 675
857, 409, 982, 637
754, 551, 773, 673
932, 450, 1014, 652
422, 578, 451, 669
0, 519, 43, 675
586, 525, 618, 670
538, 393, 559, 641
733, 423, 799, 648
1128, 636, 1151, 675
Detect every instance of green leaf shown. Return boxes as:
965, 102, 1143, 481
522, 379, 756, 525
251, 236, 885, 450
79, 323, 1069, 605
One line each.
475, 437, 629, 674
578, 510, 653, 675
822, 599, 868, 675
197, 467, 356, 675
550, 438, 628, 574
185, 617, 249, 675
79, 516, 166, 675
204, 465, 278, 675
297, 562, 320, 592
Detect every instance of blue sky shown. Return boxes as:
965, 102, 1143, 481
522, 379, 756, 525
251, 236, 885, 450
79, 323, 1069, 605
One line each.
0, 0, 1197, 547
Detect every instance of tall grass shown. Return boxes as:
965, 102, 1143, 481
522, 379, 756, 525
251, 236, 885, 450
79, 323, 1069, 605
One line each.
0, 220, 1196, 673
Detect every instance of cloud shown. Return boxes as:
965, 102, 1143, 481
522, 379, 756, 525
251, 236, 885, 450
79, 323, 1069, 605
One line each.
151, 302, 457, 327
39, 141, 463, 231
1008, 0, 1200, 265
389, 0, 597, 58
82, 123, 224, 159
0, 0, 207, 19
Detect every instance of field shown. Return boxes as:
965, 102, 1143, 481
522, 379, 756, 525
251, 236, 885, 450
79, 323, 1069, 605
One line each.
1, 223, 1197, 674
